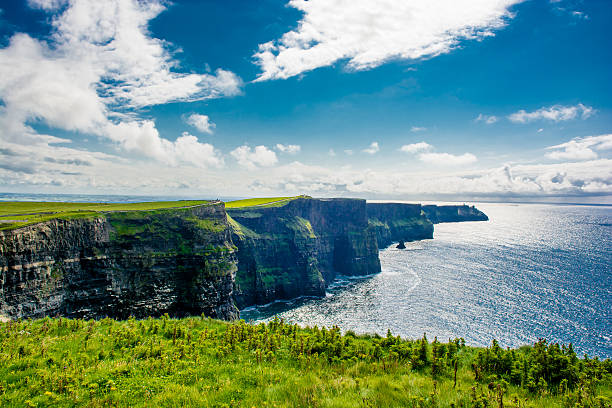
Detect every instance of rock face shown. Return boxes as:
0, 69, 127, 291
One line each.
366, 203, 434, 249
422, 205, 489, 224
228, 198, 381, 309
0, 203, 238, 320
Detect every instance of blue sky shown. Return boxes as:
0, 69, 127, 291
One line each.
0, 0, 611, 202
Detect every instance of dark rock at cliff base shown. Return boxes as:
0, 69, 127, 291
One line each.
228, 198, 381, 309
396, 241, 406, 249
0, 203, 238, 321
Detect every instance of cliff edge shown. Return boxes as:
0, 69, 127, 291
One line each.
366, 203, 434, 249
422, 204, 489, 224
228, 198, 381, 309
0, 203, 238, 320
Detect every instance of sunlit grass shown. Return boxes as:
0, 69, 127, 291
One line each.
225, 196, 307, 209
0, 200, 212, 230
0, 317, 608, 407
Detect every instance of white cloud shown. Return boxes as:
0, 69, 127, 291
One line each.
546, 134, 612, 161
508, 103, 595, 123
571, 11, 588, 19
344, 149, 354, 155
171, 133, 223, 168
400, 142, 433, 154
230, 145, 278, 169
328, 149, 337, 157
103, 122, 223, 168
186, 114, 216, 134
475, 113, 498, 124
276, 144, 301, 154
234, 158, 612, 198
0, 0, 241, 167
418, 152, 478, 166
27, 0, 67, 10
49, 0, 241, 107
363, 142, 380, 154
254, 0, 523, 81
400, 141, 476, 166
411, 126, 427, 132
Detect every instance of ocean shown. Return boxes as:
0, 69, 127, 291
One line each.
242, 202, 612, 359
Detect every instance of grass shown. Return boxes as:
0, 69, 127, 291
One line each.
0, 196, 311, 230
225, 196, 308, 209
0, 201, 212, 231
0, 317, 609, 407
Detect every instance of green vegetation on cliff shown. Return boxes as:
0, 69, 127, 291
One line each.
225, 196, 308, 209
1, 317, 609, 408
0, 200, 213, 231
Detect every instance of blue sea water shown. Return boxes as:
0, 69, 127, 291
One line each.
242, 203, 612, 359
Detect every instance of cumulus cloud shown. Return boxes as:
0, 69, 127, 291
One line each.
411, 126, 427, 132
230, 145, 278, 169
546, 134, 612, 161
186, 114, 216, 134
475, 113, 498, 124
399, 142, 433, 154
508, 103, 595, 123
0, 0, 241, 167
363, 142, 380, 154
276, 144, 301, 154
240, 158, 612, 198
418, 152, 478, 166
254, 0, 523, 81
400, 141, 476, 166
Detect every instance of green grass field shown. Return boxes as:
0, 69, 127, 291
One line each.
0, 317, 609, 407
0, 201, 212, 231
225, 196, 307, 209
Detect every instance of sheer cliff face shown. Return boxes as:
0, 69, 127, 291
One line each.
228, 198, 381, 309
422, 205, 489, 224
0, 204, 238, 320
366, 203, 434, 249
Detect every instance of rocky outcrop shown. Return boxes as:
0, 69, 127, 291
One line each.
228, 198, 381, 309
0, 203, 238, 320
422, 205, 489, 223
366, 203, 434, 249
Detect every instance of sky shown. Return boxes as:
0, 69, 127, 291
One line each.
0, 0, 611, 202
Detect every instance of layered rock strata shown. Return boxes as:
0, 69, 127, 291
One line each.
0, 203, 238, 320
228, 198, 381, 309
366, 203, 434, 249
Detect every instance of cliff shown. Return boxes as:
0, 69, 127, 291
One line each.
366, 203, 434, 249
227, 198, 381, 309
0, 198, 489, 320
0, 203, 238, 320
422, 204, 489, 223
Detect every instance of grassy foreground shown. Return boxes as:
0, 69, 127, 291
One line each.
0, 201, 211, 230
0, 317, 609, 407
